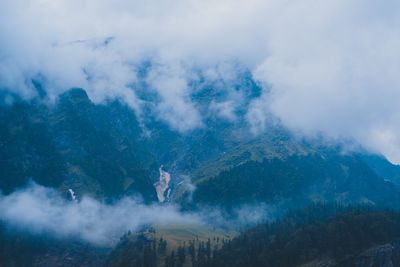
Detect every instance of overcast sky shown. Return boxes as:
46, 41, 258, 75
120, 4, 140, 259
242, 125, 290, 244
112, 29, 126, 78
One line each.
1, 0, 400, 162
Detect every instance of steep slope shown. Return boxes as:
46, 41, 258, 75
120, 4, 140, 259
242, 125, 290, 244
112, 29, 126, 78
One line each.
189, 153, 400, 210
174, 130, 400, 211
0, 88, 157, 200
2, 85, 400, 208
0, 97, 65, 194
51, 88, 157, 199
359, 153, 400, 186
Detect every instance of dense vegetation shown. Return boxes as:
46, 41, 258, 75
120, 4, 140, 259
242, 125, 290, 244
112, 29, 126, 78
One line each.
106, 228, 231, 267
106, 230, 158, 267
0, 89, 156, 199
2, 205, 400, 266
192, 154, 400, 210
96, 205, 400, 267
0, 223, 108, 267
209, 205, 400, 267
2, 87, 400, 208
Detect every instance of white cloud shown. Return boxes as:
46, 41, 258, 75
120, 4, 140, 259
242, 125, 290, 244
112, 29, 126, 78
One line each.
209, 100, 237, 121
146, 64, 203, 132
251, 0, 400, 162
0, 183, 200, 246
1, 0, 400, 161
0, 183, 273, 246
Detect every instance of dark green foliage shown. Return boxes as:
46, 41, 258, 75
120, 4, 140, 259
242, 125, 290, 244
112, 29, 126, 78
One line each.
2, 87, 400, 208
177, 245, 186, 266
0, 89, 156, 200
172, 239, 217, 267
52, 89, 156, 198
106, 232, 158, 267
193, 154, 400, 210
0, 101, 65, 193
208, 205, 400, 267
158, 237, 167, 254
0, 223, 108, 267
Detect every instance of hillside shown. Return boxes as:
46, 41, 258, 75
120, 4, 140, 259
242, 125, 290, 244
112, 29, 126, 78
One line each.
0, 88, 157, 200
2, 87, 400, 210
208, 206, 400, 267
2, 87, 400, 267
188, 153, 400, 210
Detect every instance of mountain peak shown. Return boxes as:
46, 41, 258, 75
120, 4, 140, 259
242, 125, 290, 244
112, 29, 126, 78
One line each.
59, 88, 90, 104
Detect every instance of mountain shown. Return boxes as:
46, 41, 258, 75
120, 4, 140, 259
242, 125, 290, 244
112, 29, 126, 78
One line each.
359, 153, 400, 186
187, 150, 400, 210
2, 85, 400, 266
0, 88, 157, 200
2, 86, 400, 209
173, 126, 400, 211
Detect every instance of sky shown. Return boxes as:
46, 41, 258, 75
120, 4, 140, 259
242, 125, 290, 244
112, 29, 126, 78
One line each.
1, 0, 400, 162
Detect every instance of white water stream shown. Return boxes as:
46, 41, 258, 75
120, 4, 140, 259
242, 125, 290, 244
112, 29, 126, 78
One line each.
154, 166, 171, 202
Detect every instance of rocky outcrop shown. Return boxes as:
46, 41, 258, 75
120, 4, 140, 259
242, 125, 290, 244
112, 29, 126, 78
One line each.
340, 242, 400, 267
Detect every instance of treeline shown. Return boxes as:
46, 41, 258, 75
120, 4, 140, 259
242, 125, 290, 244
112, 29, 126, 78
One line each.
0, 223, 107, 267
106, 229, 158, 267
191, 154, 400, 211
164, 236, 230, 267
106, 204, 400, 267
207, 203, 400, 267
3, 203, 400, 267
106, 228, 230, 267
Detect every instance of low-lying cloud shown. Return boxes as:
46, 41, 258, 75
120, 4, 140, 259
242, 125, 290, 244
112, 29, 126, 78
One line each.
0, 183, 273, 247
1, 0, 400, 162
0, 183, 199, 246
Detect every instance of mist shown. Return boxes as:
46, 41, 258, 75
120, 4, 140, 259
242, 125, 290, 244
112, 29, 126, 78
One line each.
0, 183, 273, 247
0, 183, 199, 246
1, 0, 400, 162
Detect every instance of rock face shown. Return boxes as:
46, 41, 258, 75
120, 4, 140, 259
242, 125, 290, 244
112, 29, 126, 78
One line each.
348, 242, 400, 267
306, 243, 400, 267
